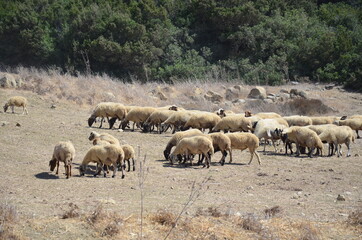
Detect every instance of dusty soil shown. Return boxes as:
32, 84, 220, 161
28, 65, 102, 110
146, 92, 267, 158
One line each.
0, 86, 361, 239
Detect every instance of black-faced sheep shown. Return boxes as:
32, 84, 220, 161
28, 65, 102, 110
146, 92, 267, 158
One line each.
169, 135, 214, 168
143, 109, 178, 133
212, 114, 252, 133
161, 110, 195, 134
79, 145, 125, 178
253, 119, 287, 152
88, 102, 127, 129
318, 126, 355, 157
120, 106, 157, 131
49, 141, 75, 179
334, 118, 362, 139
225, 132, 261, 165
207, 132, 232, 166
183, 112, 221, 132
3, 96, 28, 114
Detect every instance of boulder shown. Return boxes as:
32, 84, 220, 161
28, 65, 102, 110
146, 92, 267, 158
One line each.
204, 91, 223, 103
247, 87, 267, 99
0, 73, 17, 88
225, 87, 240, 101
150, 86, 168, 101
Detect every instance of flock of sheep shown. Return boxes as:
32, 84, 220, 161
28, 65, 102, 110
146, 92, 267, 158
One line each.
3, 95, 362, 179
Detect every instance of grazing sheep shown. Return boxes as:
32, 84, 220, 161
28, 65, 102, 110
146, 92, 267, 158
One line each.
121, 106, 157, 131
318, 126, 355, 157
282, 115, 312, 126
79, 145, 125, 178
311, 116, 339, 125
119, 144, 136, 172
207, 132, 232, 165
143, 109, 178, 133
212, 114, 252, 133
163, 129, 204, 160
225, 132, 261, 165
334, 118, 362, 139
282, 126, 323, 157
183, 112, 221, 132
3, 96, 28, 114
253, 119, 287, 152
88, 131, 120, 145
169, 135, 214, 168
49, 141, 75, 179
245, 111, 282, 119
88, 102, 127, 129
161, 110, 195, 133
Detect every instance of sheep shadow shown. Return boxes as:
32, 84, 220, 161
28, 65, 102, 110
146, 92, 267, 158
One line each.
35, 172, 59, 180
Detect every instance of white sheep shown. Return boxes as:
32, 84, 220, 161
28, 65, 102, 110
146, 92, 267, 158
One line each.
79, 145, 125, 178
212, 114, 252, 133
163, 129, 204, 160
282, 115, 312, 126
310, 116, 339, 125
318, 126, 355, 157
282, 126, 323, 157
49, 141, 75, 179
121, 106, 157, 131
253, 119, 287, 152
183, 112, 221, 132
169, 135, 214, 168
3, 96, 28, 114
88, 131, 120, 145
225, 132, 261, 165
143, 109, 178, 133
334, 118, 362, 139
88, 102, 127, 129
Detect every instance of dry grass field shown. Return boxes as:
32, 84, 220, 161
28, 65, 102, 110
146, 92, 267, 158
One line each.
0, 69, 362, 239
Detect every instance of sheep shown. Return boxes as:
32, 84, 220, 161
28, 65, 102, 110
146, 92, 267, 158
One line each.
318, 126, 355, 157
183, 112, 221, 132
88, 102, 127, 129
281, 126, 323, 158
49, 141, 75, 179
169, 135, 214, 168
3, 96, 28, 114
282, 115, 312, 126
310, 116, 339, 125
206, 132, 232, 166
225, 132, 261, 165
119, 144, 136, 172
121, 106, 157, 131
161, 110, 195, 134
143, 109, 179, 133
163, 129, 204, 160
212, 114, 253, 133
304, 124, 338, 155
245, 111, 282, 119
253, 119, 287, 152
79, 145, 125, 178
88, 131, 120, 145
334, 118, 362, 139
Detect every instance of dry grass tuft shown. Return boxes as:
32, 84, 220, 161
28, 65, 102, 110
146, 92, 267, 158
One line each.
297, 222, 321, 240
238, 214, 264, 234
347, 208, 362, 226
86, 204, 107, 225
151, 209, 176, 226
0, 203, 22, 240
196, 207, 223, 218
61, 203, 79, 219
264, 206, 282, 219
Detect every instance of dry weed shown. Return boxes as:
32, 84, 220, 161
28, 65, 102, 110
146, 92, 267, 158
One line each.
238, 214, 264, 234
297, 222, 321, 240
151, 210, 176, 226
0, 203, 22, 240
264, 206, 282, 219
347, 208, 362, 226
86, 204, 107, 225
61, 203, 80, 219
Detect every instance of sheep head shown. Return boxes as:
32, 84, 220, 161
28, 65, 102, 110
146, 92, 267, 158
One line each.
245, 111, 252, 117
88, 117, 96, 127
49, 159, 57, 171
169, 105, 178, 111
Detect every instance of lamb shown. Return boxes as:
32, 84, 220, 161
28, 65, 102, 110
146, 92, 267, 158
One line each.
121, 106, 157, 131
282, 126, 323, 157
225, 132, 261, 165
119, 144, 136, 172
318, 126, 355, 157
310, 116, 339, 125
212, 114, 252, 133
334, 118, 362, 139
88, 131, 120, 145
282, 115, 312, 126
3, 96, 28, 114
88, 102, 127, 129
79, 145, 125, 178
163, 129, 204, 160
169, 135, 214, 168
253, 119, 287, 152
49, 141, 75, 179
143, 109, 179, 133
245, 111, 282, 119
183, 112, 221, 132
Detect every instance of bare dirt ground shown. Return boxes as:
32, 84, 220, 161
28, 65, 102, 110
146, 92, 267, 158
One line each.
0, 86, 362, 239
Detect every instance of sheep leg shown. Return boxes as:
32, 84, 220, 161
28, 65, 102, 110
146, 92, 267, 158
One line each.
346, 142, 351, 157
56, 160, 60, 175
272, 140, 278, 152
336, 143, 341, 158
11, 106, 15, 113
263, 139, 266, 152
131, 158, 135, 171
308, 148, 314, 158
198, 154, 204, 165
127, 159, 131, 172
356, 130, 360, 139
132, 122, 136, 132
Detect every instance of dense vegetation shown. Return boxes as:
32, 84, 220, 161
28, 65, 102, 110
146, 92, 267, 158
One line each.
0, 0, 361, 90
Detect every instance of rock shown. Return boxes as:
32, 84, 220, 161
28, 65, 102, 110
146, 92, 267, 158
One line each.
51, 104, 56, 109
291, 81, 299, 85
299, 90, 308, 99
194, 87, 203, 95
0, 73, 17, 88
204, 90, 223, 103
247, 87, 267, 99
1, 121, 9, 126
336, 194, 346, 201
325, 84, 335, 90
280, 89, 289, 93
16, 123, 21, 127
232, 99, 246, 104
225, 87, 240, 101
246, 186, 254, 190
150, 86, 168, 101
162, 86, 176, 93
233, 85, 243, 91
263, 99, 274, 104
